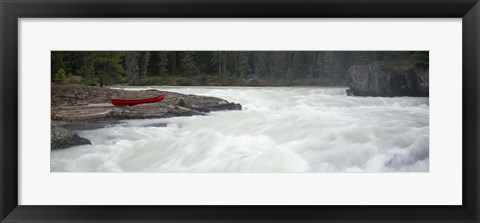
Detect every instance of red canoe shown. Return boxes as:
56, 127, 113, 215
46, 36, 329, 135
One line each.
111, 94, 165, 106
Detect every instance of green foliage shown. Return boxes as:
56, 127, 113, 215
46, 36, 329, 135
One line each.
88, 51, 125, 86
51, 52, 66, 79
138, 52, 149, 76
176, 76, 195, 86
147, 52, 161, 76
116, 74, 127, 84
159, 52, 169, 75
52, 51, 428, 86
54, 69, 67, 82
178, 98, 188, 107
81, 76, 99, 86
236, 52, 251, 78
254, 52, 268, 78
76, 66, 95, 77
353, 52, 372, 65
290, 52, 302, 78
285, 69, 295, 85
409, 51, 429, 64
382, 52, 410, 62
271, 52, 288, 78
180, 52, 199, 76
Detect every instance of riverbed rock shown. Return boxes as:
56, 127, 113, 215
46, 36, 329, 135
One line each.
51, 84, 242, 121
51, 84, 242, 149
347, 62, 429, 97
51, 124, 91, 150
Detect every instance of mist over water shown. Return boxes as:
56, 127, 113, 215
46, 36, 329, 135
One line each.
51, 87, 429, 172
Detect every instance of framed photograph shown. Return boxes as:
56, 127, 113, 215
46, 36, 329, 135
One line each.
1, 0, 479, 222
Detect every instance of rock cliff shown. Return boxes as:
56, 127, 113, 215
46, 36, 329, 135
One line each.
347, 62, 429, 97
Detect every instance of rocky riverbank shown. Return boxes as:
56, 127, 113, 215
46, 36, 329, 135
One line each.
51, 84, 242, 150
347, 62, 429, 97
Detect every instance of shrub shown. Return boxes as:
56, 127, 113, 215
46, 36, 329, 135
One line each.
76, 66, 95, 77
409, 52, 429, 64
178, 98, 188, 107
116, 74, 127, 84
81, 76, 99, 86
53, 69, 67, 82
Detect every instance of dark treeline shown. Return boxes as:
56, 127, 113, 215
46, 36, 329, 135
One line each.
52, 51, 428, 86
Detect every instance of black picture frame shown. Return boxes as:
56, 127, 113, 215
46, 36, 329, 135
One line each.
1, 0, 479, 222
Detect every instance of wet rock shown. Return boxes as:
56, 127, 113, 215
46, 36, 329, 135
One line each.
143, 122, 169, 128
203, 102, 242, 111
51, 84, 242, 121
51, 124, 91, 150
51, 84, 242, 149
347, 62, 429, 97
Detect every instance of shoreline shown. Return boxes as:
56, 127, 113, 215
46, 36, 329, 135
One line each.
51, 84, 242, 150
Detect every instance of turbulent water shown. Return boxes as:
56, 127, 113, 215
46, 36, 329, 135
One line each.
51, 87, 429, 172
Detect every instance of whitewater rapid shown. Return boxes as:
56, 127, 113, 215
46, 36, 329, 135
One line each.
51, 87, 429, 172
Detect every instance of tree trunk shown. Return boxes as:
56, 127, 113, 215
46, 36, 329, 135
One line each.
124, 51, 139, 84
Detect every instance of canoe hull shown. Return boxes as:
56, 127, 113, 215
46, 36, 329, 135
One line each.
111, 94, 165, 106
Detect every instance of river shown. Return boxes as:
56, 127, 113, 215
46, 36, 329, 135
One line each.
51, 86, 429, 172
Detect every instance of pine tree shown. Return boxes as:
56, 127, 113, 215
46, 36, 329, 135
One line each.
124, 51, 139, 83
147, 52, 161, 76
301, 52, 316, 78
254, 52, 268, 78
236, 52, 250, 78
272, 51, 288, 78
159, 52, 169, 75
409, 51, 429, 63
88, 51, 125, 86
53, 68, 67, 82
323, 52, 336, 78
180, 51, 201, 75
353, 52, 371, 65
211, 51, 228, 76
167, 52, 179, 74
315, 52, 325, 78
138, 52, 150, 76
289, 52, 302, 78
51, 52, 66, 80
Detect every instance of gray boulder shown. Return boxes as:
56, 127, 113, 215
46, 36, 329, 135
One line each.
51, 124, 91, 150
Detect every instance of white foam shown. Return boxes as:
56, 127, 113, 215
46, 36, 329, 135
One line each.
51, 87, 429, 172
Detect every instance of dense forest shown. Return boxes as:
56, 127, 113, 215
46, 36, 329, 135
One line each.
51, 51, 428, 86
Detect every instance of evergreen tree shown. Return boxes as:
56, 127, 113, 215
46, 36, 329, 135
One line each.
180, 51, 201, 75
211, 51, 228, 76
147, 52, 161, 76
52, 50, 428, 86
124, 51, 139, 83
315, 52, 325, 78
254, 52, 268, 78
409, 51, 429, 63
289, 52, 302, 78
89, 51, 125, 86
51, 52, 66, 80
159, 52, 169, 75
323, 52, 336, 78
166, 52, 179, 74
383, 51, 410, 62
353, 52, 371, 65
272, 52, 288, 78
236, 52, 250, 78
138, 52, 150, 76
53, 68, 67, 82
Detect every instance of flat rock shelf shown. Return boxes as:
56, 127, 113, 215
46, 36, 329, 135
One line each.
51, 84, 242, 150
